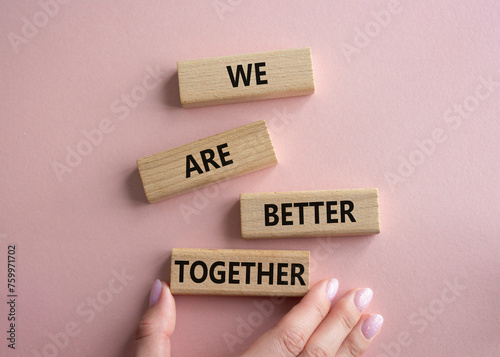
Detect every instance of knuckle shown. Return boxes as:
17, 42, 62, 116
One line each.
277, 328, 307, 356
134, 320, 155, 341
302, 345, 329, 357
335, 310, 358, 333
343, 340, 364, 357
308, 301, 328, 321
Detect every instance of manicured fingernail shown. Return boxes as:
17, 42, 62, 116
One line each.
354, 288, 373, 312
326, 279, 339, 301
362, 314, 384, 339
149, 279, 163, 307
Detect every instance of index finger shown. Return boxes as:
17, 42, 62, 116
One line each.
242, 278, 339, 357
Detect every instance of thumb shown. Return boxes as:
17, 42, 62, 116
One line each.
134, 279, 176, 357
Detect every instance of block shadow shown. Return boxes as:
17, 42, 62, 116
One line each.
126, 168, 148, 205
162, 71, 182, 108
224, 199, 241, 241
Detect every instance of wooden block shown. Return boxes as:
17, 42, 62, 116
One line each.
240, 188, 380, 239
137, 121, 277, 203
178, 47, 315, 108
170, 248, 309, 296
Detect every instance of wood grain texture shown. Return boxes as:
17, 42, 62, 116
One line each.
178, 47, 314, 108
170, 248, 309, 296
137, 120, 277, 203
240, 188, 380, 239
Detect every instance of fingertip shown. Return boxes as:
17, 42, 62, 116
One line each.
361, 314, 384, 340
326, 278, 339, 302
149, 279, 163, 307
149, 279, 174, 307
354, 288, 373, 313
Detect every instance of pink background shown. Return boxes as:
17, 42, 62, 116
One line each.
1, 1, 499, 356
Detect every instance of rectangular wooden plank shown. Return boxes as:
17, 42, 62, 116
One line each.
170, 248, 309, 296
137, 120, 277, 203
177, 47, 314, 108
240, 188, 380, 239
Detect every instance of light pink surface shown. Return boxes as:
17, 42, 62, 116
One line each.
1, 1, 499, 356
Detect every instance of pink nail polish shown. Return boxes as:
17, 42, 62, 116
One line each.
354, 288, 373, 312
362, 314, 384, 339
326, 279, 339, 301
149, 279, 163, 307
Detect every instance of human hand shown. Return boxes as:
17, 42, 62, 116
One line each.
133, 279, 383, 356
